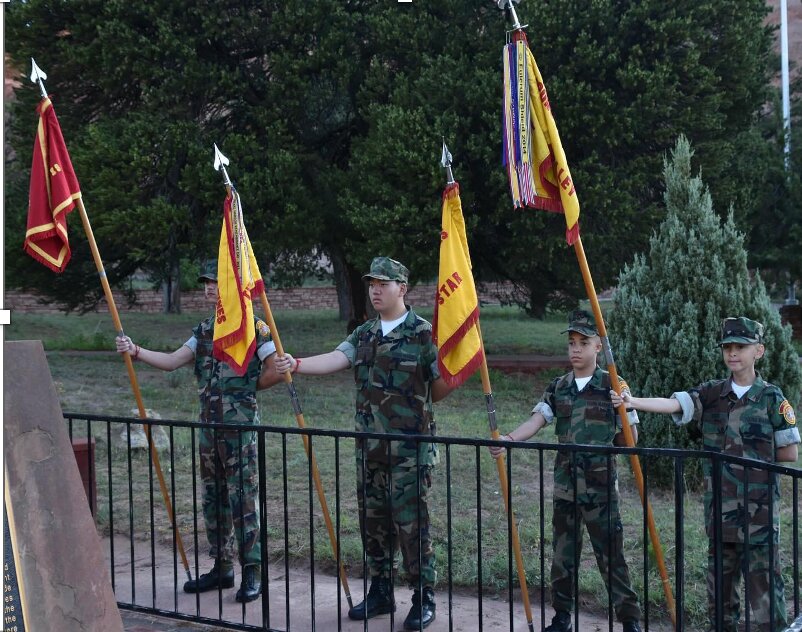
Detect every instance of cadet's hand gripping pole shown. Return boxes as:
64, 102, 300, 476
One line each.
573, 236, 677, 625
30, 59, 193, 582
442, 142, 535, 632
213, 146, 353, 608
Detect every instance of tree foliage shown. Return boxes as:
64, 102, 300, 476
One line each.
608, 136, 802, 487
5, 0, 785, 317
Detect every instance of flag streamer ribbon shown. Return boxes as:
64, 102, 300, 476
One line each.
213, 188, 264, 375
502, 32, 580, 244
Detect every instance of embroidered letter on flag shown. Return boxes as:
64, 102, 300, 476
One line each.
432, 182, 484, 387
213, 189, 265, 375
23, 97, 82, 272
502, 32, 580, 244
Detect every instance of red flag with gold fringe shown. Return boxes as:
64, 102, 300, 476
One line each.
23, 97, 82, 272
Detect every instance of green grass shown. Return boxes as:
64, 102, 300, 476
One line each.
8, 308, 801, 629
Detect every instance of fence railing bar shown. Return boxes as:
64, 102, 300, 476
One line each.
60, 413, 801, 632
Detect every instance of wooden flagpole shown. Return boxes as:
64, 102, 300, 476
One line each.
76, 198, 193, 581
478, 338, 537, 632
213, 145, 352, 607
573, 236, 677, 624
28, 60, 193, 581
441, 142, 535, 630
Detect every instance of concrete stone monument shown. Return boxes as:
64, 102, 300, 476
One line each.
3, 340, 123, 631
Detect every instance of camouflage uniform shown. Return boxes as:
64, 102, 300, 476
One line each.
336, 307, 439, 588
670, 318, 799, 632
537, 364, 642, 622
191, 314, 274, 567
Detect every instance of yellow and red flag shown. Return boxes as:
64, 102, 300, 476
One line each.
502, 32, 580, 244
432, 182, 484, 387
213, 188, 264, 375
23, 97, 82, 272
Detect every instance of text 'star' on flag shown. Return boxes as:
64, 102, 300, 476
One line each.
432, 182, 484, 387
213, 189, 264, 375
23, 97, 82, 273
502, 31, 580, 244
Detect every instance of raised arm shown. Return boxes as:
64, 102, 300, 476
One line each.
116, 335, 194, 372
275, 350, 350, 376
488, 411, 548, 459
612, 390, 682, 415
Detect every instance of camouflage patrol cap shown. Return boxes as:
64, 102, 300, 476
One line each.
719, 316, 763, 345
561, 309, 599, 337
362, 257, 409, 283
197, 259, 217, 283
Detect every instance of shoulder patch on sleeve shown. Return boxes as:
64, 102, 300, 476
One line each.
617, 378, 630, 394
256, 319, 270, 337
779, 399, 796, 425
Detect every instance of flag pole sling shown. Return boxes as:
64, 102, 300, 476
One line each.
573, 236, 676, 624
75, 198, 193, 581
255, 289, 353, 608
476, 323, 536, 632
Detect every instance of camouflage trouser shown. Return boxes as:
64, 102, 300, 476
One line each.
706, 541, 787, 632
550, 497, 641, 622
199, 427, 261, 566
356, 459, 436, 588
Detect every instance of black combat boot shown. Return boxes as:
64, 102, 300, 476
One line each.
183, 559, 235, 593
403, 587, 436, 630
622, 621, 641, 632
544, 610, 572, 632
235, 564, 262, 603
348, 576, 395, 620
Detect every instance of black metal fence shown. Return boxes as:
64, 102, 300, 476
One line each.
64, 412, 801, 632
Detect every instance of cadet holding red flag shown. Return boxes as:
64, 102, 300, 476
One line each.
23, 95, 82, 272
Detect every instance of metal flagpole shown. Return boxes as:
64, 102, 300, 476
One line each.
212, 145, 353, 608
30, 59, 194, 582
442, 142, 536, 632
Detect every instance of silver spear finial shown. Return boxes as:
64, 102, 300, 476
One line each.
30, 58, 48, 99
213, 143, 232, 187
441, 138, 454, 185
495, 0, 526, 33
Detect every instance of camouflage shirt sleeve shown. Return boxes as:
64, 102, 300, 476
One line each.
335, 323, 366, 368
669, 389, 699, 426
532, 377, 559, 424
771, 388, 801, 448
183, 336, 198, 355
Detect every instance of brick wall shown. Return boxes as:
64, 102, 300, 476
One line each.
5, 282, 516, 314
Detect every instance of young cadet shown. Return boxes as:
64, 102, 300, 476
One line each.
615, 316, 800, 632
116, 260, 282, 603
275, 256, 453, 631
490, 310, 642, 632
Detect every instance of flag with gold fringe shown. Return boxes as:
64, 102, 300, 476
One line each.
23, 96, 82, 272
502, 31, 580, 244
432, 182, 484, 387
213, 188, 264, 375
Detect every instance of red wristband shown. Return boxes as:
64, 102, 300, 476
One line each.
292, 357, 301, 374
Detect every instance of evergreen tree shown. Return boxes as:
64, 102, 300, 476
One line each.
608, 136, 802, 487
5, 1, 784, 317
